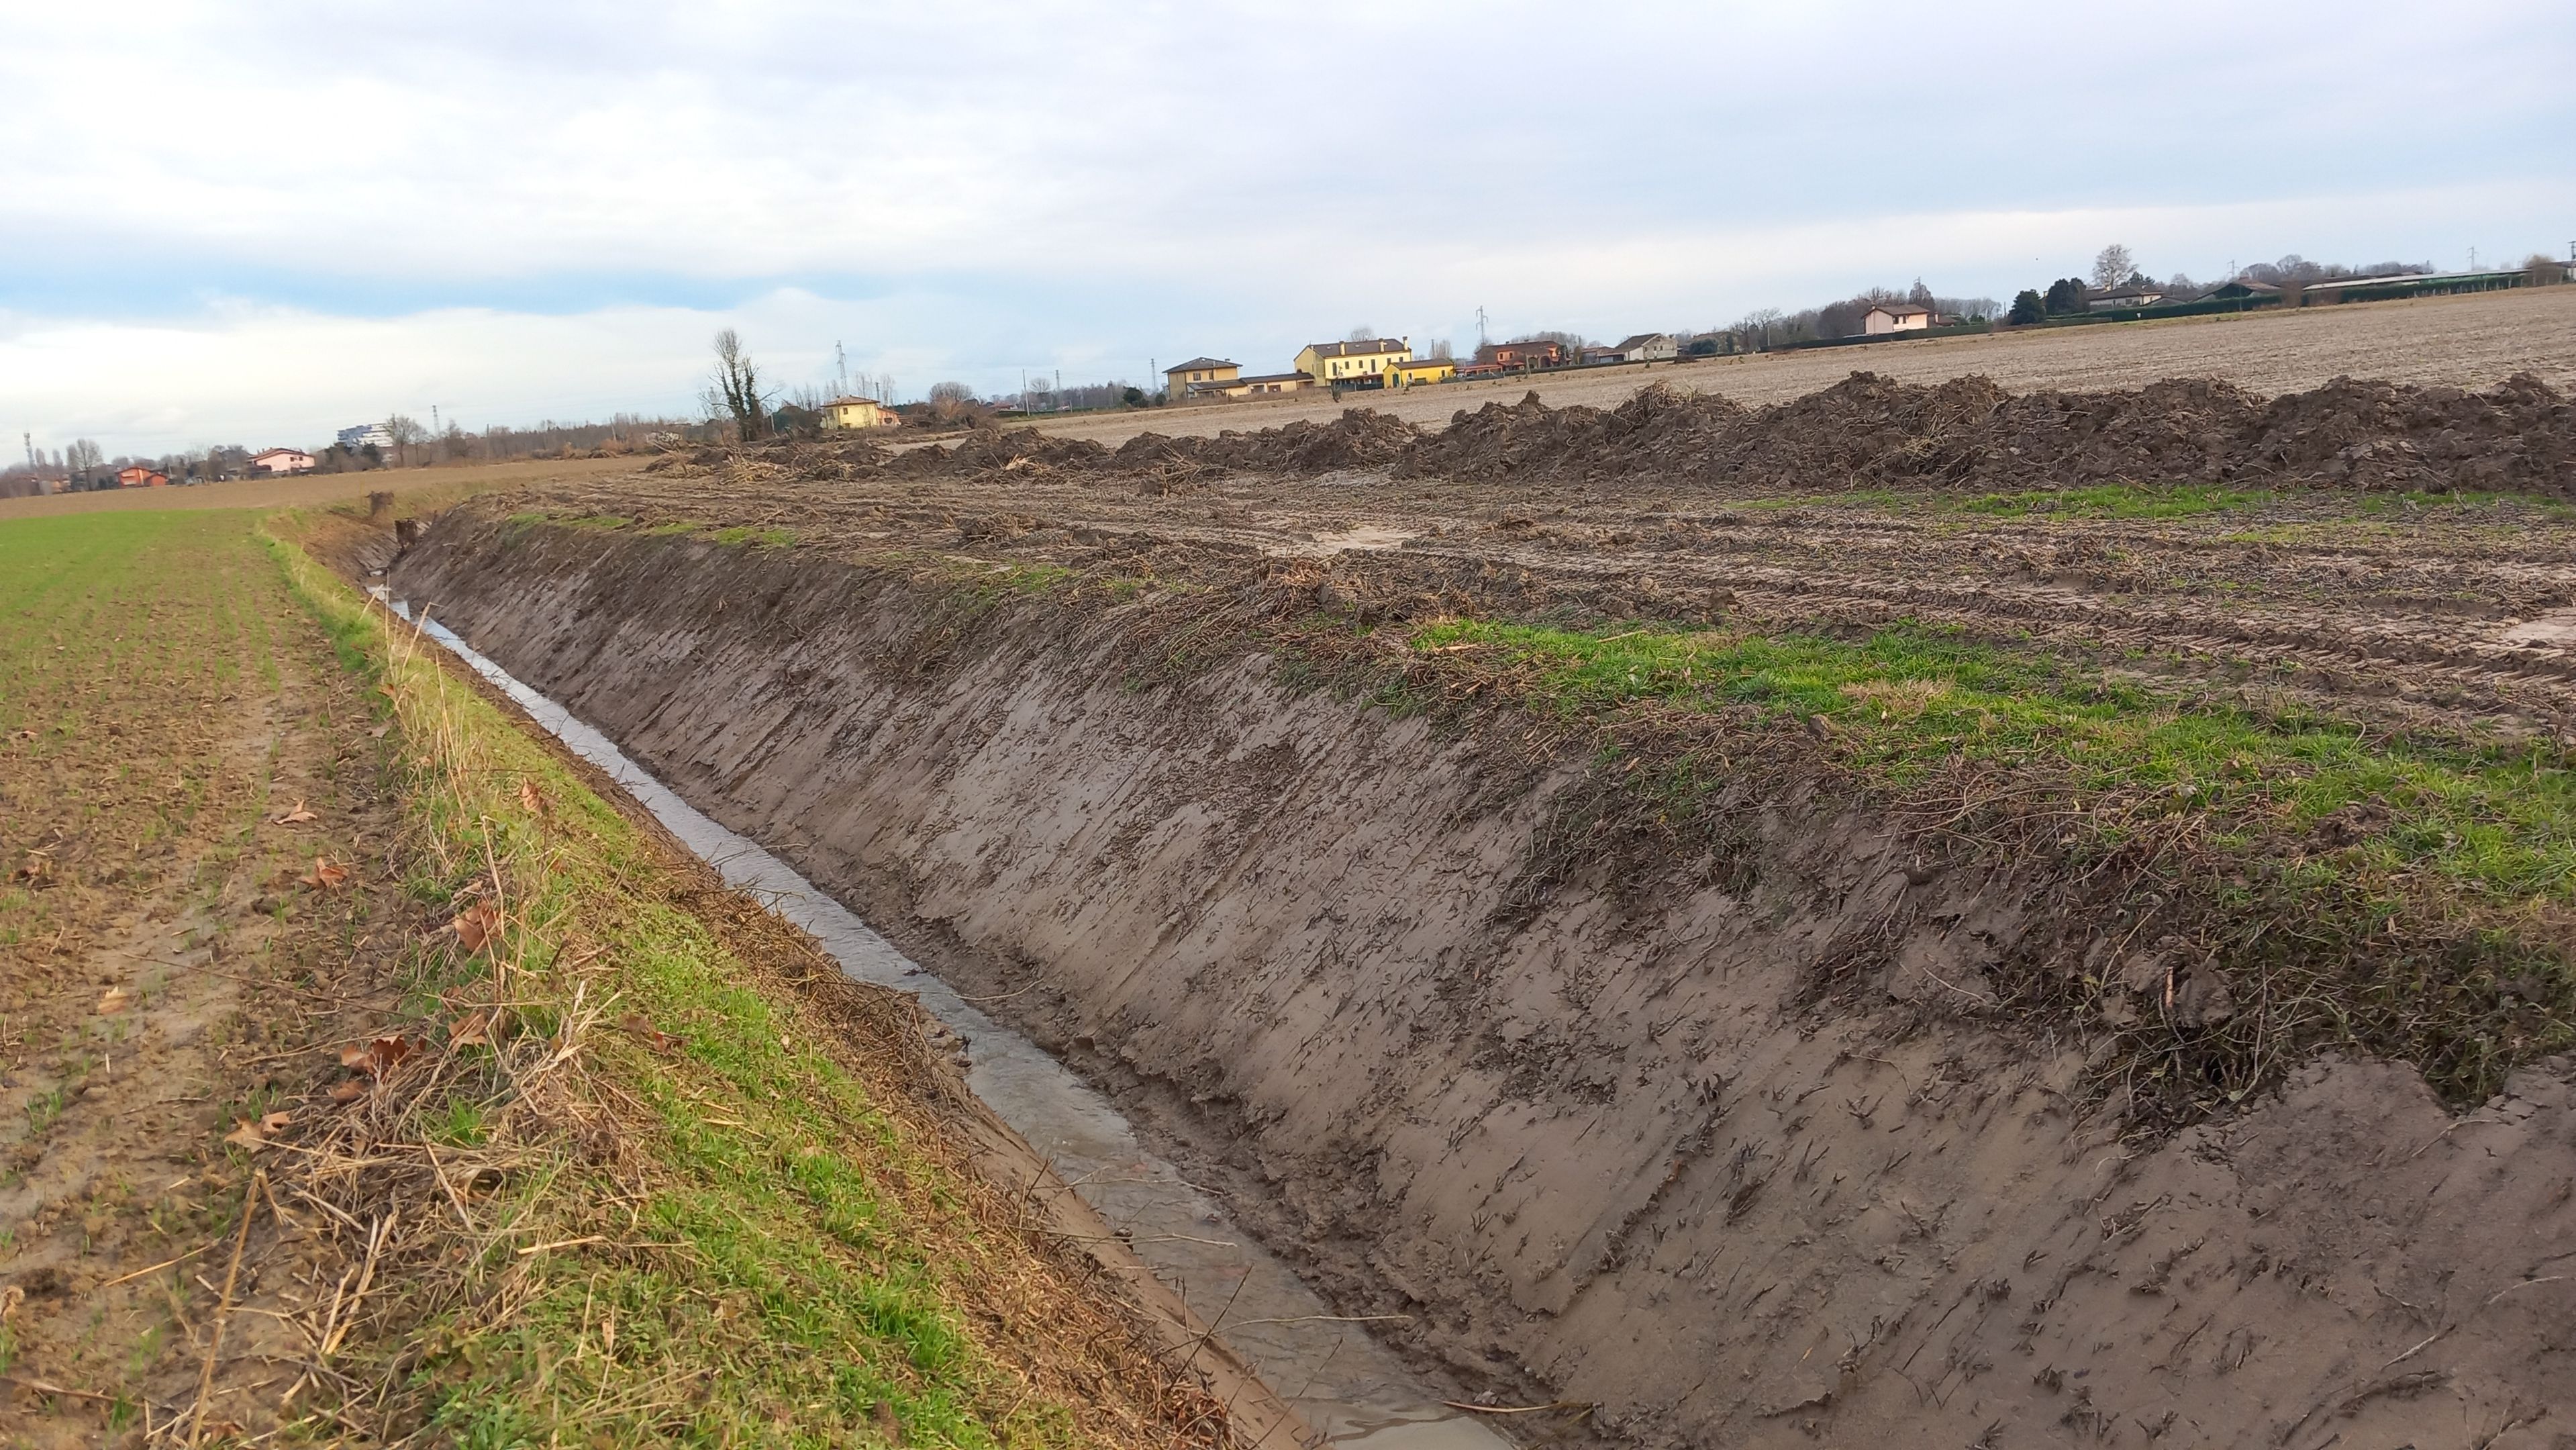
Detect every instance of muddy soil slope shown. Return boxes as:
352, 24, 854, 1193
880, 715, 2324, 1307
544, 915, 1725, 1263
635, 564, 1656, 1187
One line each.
397, 489, 2576, 1449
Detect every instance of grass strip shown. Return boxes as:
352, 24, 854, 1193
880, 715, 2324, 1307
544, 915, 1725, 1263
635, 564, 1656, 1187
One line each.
260, 522, 1213, 1448
1409, 616, 2576, 905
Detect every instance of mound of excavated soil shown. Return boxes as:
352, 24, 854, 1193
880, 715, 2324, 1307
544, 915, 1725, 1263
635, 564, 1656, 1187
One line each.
689, 370, 2576, 499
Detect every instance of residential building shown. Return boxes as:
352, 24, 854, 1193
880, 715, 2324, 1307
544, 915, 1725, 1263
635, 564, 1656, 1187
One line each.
820, 396, 897, 430
1610, 333, 1677, 362
337, 423, 395, 452
1861, 304, 1932, 336
1293, 338, 1411, 387
1194, 371, 1314, 399
2085, 285, 2166, 310
1481, 338, 1564, 369
115, 465, 169, 488
1164, 357, 1241, 398
1384, 356, 1457, 389
249, 448, 315, 475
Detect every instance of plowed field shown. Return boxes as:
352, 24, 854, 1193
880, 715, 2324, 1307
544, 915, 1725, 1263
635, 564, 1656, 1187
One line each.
1018, 285, 2576, 446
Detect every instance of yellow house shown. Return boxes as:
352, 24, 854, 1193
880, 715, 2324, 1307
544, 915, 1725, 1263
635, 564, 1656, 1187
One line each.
820, 396, 897, 430
1383, 356, 1456, 389
1164, 356, 1241, 399
1293, 338, 1411, 386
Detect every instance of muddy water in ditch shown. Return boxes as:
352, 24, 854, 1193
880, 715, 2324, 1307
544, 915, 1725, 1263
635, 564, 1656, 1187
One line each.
387, 599, 1508, 1450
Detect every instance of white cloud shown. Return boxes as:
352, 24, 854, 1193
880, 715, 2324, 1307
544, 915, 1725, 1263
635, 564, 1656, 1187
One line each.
3, 0, 2569, 453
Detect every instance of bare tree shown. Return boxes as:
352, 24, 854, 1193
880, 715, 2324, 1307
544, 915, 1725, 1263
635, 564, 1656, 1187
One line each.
927, 381, 975, 420
2091, 244, 2137, 291
1426, 338, 1454, 360
701, 328, 769, 442
1346, 325, 1377, 342
66, 438, 103, 485
383, 415, 427, 468
2526, 253, 2569, 287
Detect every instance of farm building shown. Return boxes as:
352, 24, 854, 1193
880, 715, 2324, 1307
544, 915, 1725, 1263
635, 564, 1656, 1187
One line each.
2297, 268, 2542, 304
115, 465, 169, 487
1384, 356, 1457, 389
336, 423, 395, 452
248, 448, 315, 475
1481, 338, 1564, 369
1609, 332, 1677, 362
1165, 357, 1240, 398
820, 397, 897, 430
1294, 338, 1411, 386
1861, 304, 1931, 336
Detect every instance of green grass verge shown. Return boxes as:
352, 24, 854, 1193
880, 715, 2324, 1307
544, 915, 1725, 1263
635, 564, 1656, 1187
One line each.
261, 522, 1189, 1447
1956, 483, 2269, 519
1411, 616, 2576, 904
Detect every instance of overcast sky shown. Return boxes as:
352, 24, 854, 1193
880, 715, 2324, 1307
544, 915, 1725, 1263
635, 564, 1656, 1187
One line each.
5, 0, 2571, 456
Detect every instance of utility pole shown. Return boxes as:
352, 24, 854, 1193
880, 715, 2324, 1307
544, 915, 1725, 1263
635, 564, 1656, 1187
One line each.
1475, 305, 1489, 350
834, 340, 847, 396
22, 431, 34, 472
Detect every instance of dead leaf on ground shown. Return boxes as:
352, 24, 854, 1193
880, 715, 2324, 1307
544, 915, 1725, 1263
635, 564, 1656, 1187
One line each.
450, 901, 505, 954
97, 986, 132, 1014
299, 857, 351, 890
340, 1035, 417, 1077
519, 779, 550, 816
328, 1080, 368, 1104
618, 1013, 686, 1055
11, 853, 51, 885
0, 1284, 22, 1321
267, 799, 318, 825
224, 1110, 293, 1151
450, 1010, 494, 1049
9, 728, 34, 742
368, 722, 391, 739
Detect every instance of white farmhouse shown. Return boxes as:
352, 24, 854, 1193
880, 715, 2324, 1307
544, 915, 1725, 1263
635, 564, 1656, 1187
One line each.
1861, 304, 1932, 336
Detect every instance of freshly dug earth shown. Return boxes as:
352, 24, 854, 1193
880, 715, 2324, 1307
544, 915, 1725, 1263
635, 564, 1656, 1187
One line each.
680, 367, 2576, 501
0, 508, 1286, 1447
395, 360, 2576, 1450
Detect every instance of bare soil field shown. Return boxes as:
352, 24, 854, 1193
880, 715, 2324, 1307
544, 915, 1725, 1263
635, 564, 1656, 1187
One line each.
1019, 285, 2576, 447
0, 454, 631, 522
385, 364, 2576, 1448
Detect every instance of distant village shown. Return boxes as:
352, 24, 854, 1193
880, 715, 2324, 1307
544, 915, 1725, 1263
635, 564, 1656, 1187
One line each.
8, 247, 2569, 496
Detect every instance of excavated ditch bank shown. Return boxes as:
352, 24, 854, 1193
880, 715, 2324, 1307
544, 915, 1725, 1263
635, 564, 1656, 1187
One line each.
394, 511, 2576, 1450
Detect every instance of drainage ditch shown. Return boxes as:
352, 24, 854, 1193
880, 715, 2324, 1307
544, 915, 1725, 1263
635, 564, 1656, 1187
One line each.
383, 594, 1509, 1450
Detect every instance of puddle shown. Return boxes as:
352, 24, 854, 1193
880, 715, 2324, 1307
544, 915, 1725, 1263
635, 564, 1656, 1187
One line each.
2501, 610, 2576, 646
381, 595, 1508, 1450
1263, 525, 1419, 557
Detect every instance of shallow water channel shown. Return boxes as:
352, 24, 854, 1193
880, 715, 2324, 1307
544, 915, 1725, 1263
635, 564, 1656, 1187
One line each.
387, 598, 1510, 1450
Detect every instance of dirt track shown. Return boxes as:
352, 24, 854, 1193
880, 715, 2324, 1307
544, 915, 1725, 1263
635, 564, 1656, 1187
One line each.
1016, 286, 2576, 447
